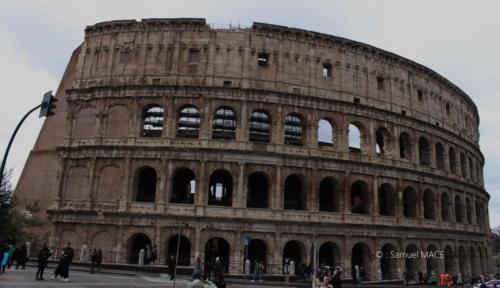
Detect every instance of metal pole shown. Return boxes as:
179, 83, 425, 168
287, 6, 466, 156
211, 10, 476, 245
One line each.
172, 223, 182, 288
312, 242, 316, 288
0, 104, 42, 186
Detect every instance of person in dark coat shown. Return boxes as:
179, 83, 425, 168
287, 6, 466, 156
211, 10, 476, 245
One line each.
96, 249, 103, 272
16, 243, 27, 270
90, 249, 98, 274
36, 243, 52, 280
213, 257, 226, 288
168, 254, 176, 280
332, 266, 342, 288
54, 242, 74, 282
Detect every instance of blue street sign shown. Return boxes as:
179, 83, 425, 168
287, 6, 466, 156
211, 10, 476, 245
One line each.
243, 234, 251, 246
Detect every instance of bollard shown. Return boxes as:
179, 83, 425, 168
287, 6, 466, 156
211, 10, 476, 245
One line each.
138, 249, 145, 265
245, 259, 251, 275
289, 261, 295, 275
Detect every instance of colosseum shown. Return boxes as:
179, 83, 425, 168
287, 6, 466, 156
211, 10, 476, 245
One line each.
14, 18, 493, 280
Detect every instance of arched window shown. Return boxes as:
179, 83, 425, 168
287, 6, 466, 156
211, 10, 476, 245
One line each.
283, 241, 305, 269
128, 233, 151, 264
348, 123, 362, 153
284, 114, 303, 146
381, 243, 398, 280
379, 183, 396, 216
435, 143, 445, 170
469, 157, 475, 182
376, 127, 393, 157
318, 119, 334, 146
466, 198, 472, 224
351, 243, 371, 281
441, 193, 450, 221
423, 189, 435, 219
460, 152, 467, 177
134, 167, 156, 202
403, 187, 417, 218
319, 177, 339, 212
351, 180, 370, 214
249, 110, 271, 143
142, 105, 164, 137
284, 174, 305, 210
170, 168, 195, 204
419, 137, 431, 166
455, 195, 463, 223
449, 147, 458, 174
204, 237, 230, 274
177, 106, 200, 138
212, 106, 236, 140
247, 172, 269, 208
208, 169, 232, 206
399, 132, 413, 159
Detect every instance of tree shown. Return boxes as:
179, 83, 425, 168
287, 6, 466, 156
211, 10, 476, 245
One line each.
0, 169, 43, 245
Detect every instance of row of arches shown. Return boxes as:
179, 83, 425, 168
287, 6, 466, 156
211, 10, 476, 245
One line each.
127, 166, 487, 224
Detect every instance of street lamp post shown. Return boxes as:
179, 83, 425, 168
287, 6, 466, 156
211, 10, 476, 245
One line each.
172, 222, 188, 288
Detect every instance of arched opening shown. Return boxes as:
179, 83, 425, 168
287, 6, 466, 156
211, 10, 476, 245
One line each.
170, 168, 195, 204
283, 240, 304, 272
435, 143, 445, 170
405, 244, 419, 276
284, 113, 303, 146
444, 245, 455, 273
426, 245, 438, 275
441, 193, 451, 221
470, 247, 477, 276
319, 242, 339, 267
449, 147, 458, 174
455, 195, 463, 223
466, 198, 472, 224
478, 248, 484, 274
351, 180, 370, 214
177, 106, 200, 138
380, 244, 398, 280
351, 243, 371, 281
208, 169, 232, 206
284, 174, 305, 210
348, 123, 363, 153
418, 137, 431, 166
248, 239, 267, 273
458, 246, 466, 274
423, 190, 435, 220
318, 119, 334, 146
375, 127, 393, 157
204, 237, 230, 274
379, 183, 396, 216
128, 233, 151, 264
247, 172, 269, 208
403, 187, 418, 218
166, 235, 191, 266
460, 152, 467, 177
212, 106, 236, 140
134, 167, 156, 202
319, 177, 339, 212
399, 132, 413, 160
476, 201, 483, 226
142, 105, 164, 137
249, 110, 271, 143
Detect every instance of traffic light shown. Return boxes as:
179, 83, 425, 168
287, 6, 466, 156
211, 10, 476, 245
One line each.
39, 90, 57, 118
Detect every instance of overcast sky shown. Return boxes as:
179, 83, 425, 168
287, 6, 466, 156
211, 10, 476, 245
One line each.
0, 0, 498, 227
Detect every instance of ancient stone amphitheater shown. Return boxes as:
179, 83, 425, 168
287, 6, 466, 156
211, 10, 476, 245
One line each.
15, 18, 493, 280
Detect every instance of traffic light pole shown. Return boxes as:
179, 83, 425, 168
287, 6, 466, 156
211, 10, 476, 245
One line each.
0, 103, 42, 186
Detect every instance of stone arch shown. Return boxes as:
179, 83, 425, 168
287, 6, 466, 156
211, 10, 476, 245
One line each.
378, 183, 396, 216
91, 231, 115, 263
133, 166, 157, 202
380, 243, 398, 280
249, 109, 271, 143
59, 230, 81, 248
284, 113, 304, 146
351, 242, 371, 281
469, 246, 477, 276
466, 197, 473, 224
177, 105, 201, 138
170, 167, 196, 204
423, 189, 435, 220
455, 195, 463, 223
418, 137, 431, 166
405, 244, 419, 276
96, 165, 121, 202
319, 177, 339, 212
105, 104, 129, 138
375, 127, 394, 157
441, 192, 451, 221
426, 244, 439, 275
318, 118, 334, 146
283, 240, 306, 272
212, 106, 236, 140
435, 142, 445, 170
141, 104, 164, 137
65, 166, 87, 200
247, 171, 269, 208
166, 234, 191, 266
348, 122, 367, 153
460, 152, 467, 177
318, 241, 340, 267
74, 106, 97, 138
351, 180, 370, 214
247, 239, 268, 272
399, 132, 413, 160
444, 245, 455, 273
449, 147, 458, 174
403, 186, 418, 218
208, 169, 233, 206
127, 233, 152, 264
284, 174, 306, 210
458, 245, 467, 274
204, 237, 230, 274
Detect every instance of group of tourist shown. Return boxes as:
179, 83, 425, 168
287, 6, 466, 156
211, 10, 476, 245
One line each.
0, 239, 29, 276
315, 265, 343, 288
187, 254, 225, 288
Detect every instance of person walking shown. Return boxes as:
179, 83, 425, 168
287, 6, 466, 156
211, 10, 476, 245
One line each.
0, 239, 8, 275
252, 259, 264, 282
89, 249, 98, 273
168, 254, 176, 280
96, 249, 103, 272
36, 243, 52, 280
15, 243, 27, 270
332, 265, 342, 288
55, 242, 74, 282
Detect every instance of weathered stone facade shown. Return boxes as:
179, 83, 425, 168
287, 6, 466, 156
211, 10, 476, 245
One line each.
14, 18, 492, 279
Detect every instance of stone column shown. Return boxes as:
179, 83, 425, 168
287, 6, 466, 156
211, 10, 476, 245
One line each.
236, 162, 245, 208
119, 157, 131, 212
344, 172, 351, 213
195, 161, 207, 207
156, 159, 168, 213
53, 156, 67, 209
273, 166, 282, 210
238, 101, 248, 141
372, 175, 379, 216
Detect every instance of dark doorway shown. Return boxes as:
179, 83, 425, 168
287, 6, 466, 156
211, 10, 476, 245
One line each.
204, 237, 230, 274
318, 242, 338, 267
167, 235, 191, 266
381, 244, 398, 280
128, 233, 151, 264
247, 239, 267, 272
284, 175, 304, 210
351, 243, 370, 281
319, 178, 339, 212
171, 168, 195, 204
134, 167, 156, 202
247, 172, 269, 208
283, 241, 303, 268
